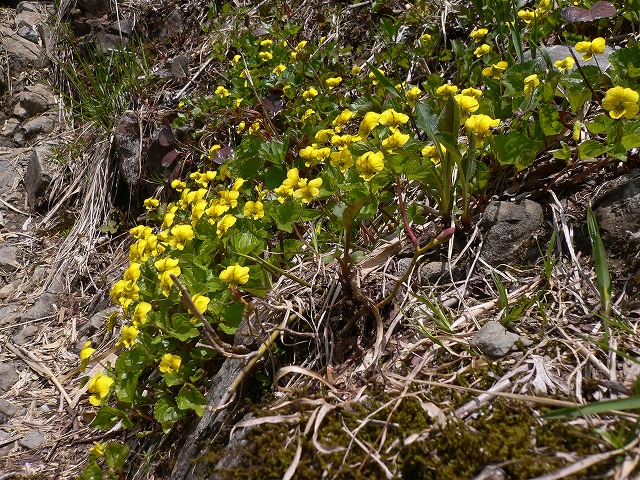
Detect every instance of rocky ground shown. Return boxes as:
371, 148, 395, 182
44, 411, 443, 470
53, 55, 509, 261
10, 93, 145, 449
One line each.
1, 1, 640, 479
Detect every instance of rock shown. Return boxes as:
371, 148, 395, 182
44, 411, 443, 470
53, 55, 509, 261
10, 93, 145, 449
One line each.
16, 2, 42, 13
471, 321, 529, 359
21, 292, 56, 320
0, 399, 19, 418
0, 246, 21, 271
0, 305, 19, 327
0, 281, 19, 300
594, 173, 640, 249
78, 307, 118, 338
12, 324, 39, 345
2, 118, 21, 137
24, 144, 52, 209
526, 44, 614, 71
19, 431, 44, 449
18, 85, 55, 117
115, 111, 141, 189
76, 0, 110, 16
0, 29, 44, 72
480, 199, 545, 266
17, 24, 39, 44
12, 103, 28, 120
0, 363, 19, 394
22, 113, 56, 136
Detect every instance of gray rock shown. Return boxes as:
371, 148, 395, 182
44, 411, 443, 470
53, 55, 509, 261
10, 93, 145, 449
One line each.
115, 111, 141, 188
1, 31, 44, 72
0, 305, 19, 327
79, 307, 118, 337
19, 431, 44, 449
24, 145, 52, 209
480, 199, 545, 266
16, 2, 42, 13
594, 174, 640, 249
22, 114, 56, 136
19, 86, 54, 117
16, 10, 44, 29
526, 44, 614, 71
17, 25, 39, 44
0, 363, 19, 394
0, 246, 20, 271
471, 321, 523, 359
12, 103, 28, 120
22, 292, 56, 320
0, 281, 19, 300
12, 324, 39, 345
0, 399, 19, 418
2, 118, 21, 137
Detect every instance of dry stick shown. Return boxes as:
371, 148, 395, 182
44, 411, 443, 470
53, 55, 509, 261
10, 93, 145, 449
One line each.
6, 342, 73, 407
170, 274, 250, 358
173, 57, 213, 101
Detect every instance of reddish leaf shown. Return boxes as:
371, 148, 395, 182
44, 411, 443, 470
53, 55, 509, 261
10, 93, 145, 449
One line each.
562, 1, 616, 22
158, 127, 176, 147
161, 149, 179, 167
210, 146, 235, 165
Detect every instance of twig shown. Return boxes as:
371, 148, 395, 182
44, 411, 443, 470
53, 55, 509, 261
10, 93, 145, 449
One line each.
173, 57, 213, 101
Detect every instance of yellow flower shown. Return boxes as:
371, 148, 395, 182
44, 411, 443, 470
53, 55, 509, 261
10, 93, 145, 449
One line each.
294, 178, 322, 203
575, 37, 606, 61
368, 68, 385, 85
237, 121, 246, 133
518, 9, 537, 23
454, 94, 480, 120
219, 190, 239, 208
330, 149, 354, 172
191, 293, 210, 318
358, 112, 382, 137
325, 77, 342, 89
272, 63, 287, 75
406, 86, 422, 105
470, 28, 488, 42
523, 74, 540, 96
168, 224, 195, 250
244, 200, 265, 219
554, 56, 575, 73
89, 442, 105, 457
129, 225, 152, 240
205, 201, 228, 218
235, 95, 242, 106
537, 0, 551, 13
601, 86, 640, 120
330, 134, 360, 150
260, 39, 273, 47
144, 197, 159, 210
461, 87, 483, 97
315, 128, 335, 142
232, 178, 246, 191
332, 109, 354, 131
420, 33, 432, 44
474, 43, 491, 58
132, 301, 152, 327
356, 151, 385, 181
382, 130, 410, 150
302, 87, 319, 101
436, 83, 459, 96
249, 121, 261, 134
159, 353, 182, 374
301, 108, 315, 123
171, 179, 187, 191
216, 214, 237, 236
351, 65, 362, 75
219, 264, 250, 287
231, 54, 241, 66
215, 86, 229, 97
154, 257, 180, 295
295, 40, 307, 51
79, 340, 95, 372
259, 51, 273, 62
87, 372, 113, 406
482, 61, 508, 79
422, 144, 446, 164
118, 324, 139, 349
379, 109, 409, 128
124, 263, 141, 283
465, 114, 500, 141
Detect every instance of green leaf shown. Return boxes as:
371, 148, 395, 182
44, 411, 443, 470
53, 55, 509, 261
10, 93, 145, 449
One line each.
552, 141, 572, 161
538, 104, 563, 136
221, 302, 245, 334
342, 198, 368, 238
415, 102, 439, 138
609, 44, 640, 88
564, 83, 591, 113
622, 121, 640, 149
587, 207, 611, 319
545, 396, 640, 419
231, 231, 264, 255
104, 442, 130, 471
367, 64, 402, 99
492, 131, 542, 170
169, 313, 201, 341
114, 349, 152, 403
578, 140, 606, 160
90, 407, 133, 431
433, 132, 462, 162
78, 461, 103, 480
176, 383, 207, 417
438, 95, 460, 136
154, 396, 181, 434
586, 114, 617, 143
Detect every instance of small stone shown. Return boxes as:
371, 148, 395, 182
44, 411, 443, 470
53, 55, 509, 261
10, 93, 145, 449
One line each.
0, 246, 20, 271
24, 145, 52, 209
21, 293, 56, 320
1, 118, 20, 137
19, 431, 44, 449
0, 281, 18, 300
0, 305, 19, 327
0, 399, 19, 417
12, 324, 39, 345
472, 321, 522, 359
22, 114, 56, 136
0, 363, 19, 394
18, 89, 52, 117
17, 24, 39, 44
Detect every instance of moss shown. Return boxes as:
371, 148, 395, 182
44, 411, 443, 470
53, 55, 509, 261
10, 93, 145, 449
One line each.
197, 394, 614, 480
